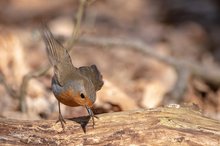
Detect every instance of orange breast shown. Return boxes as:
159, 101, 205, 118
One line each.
55, 89, 93, 107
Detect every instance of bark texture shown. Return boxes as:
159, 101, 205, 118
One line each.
0, 106, 220, 145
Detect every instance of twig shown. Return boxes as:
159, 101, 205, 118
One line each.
19, 65, 51, 112
0, 72, 18, 99
164, 66, 190, 104
78, 36, 184, 68
66, 0, 87, 51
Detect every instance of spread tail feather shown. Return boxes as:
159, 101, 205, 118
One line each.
41, 24, 75, 86
41, 24, 72, 66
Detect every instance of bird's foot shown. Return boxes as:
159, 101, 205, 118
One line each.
85, 106, 97, 128
56, 114, 66, 130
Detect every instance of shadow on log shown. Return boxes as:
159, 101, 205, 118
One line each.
0, 106, 220, 145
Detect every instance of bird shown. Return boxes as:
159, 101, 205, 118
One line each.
41, 24, 104, 130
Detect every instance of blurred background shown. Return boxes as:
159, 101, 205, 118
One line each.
0, 0, 220, 121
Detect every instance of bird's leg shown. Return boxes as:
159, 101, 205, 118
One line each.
56, 101, 66, 129
85, 105, 95, 128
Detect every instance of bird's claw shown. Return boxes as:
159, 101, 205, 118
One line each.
85, 105, 96, 128
56, 113, 66, 130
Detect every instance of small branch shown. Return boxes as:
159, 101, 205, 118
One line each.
164, 66, 190, 104
66, 0, 87, 51
79, 36, 181, 67
19, 65, 51, 112
0, 72, 18, 99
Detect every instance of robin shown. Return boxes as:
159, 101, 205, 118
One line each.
41, 25, 104, 130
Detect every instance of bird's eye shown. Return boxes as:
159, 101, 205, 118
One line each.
80, 93, 85, 99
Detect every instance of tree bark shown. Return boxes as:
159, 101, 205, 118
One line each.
0, 106, 220, 145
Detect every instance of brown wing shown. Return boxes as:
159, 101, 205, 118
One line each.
41, 24, 76, 86
78, 65, 104, 91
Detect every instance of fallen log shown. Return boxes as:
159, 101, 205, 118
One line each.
0, 106, 220, 145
